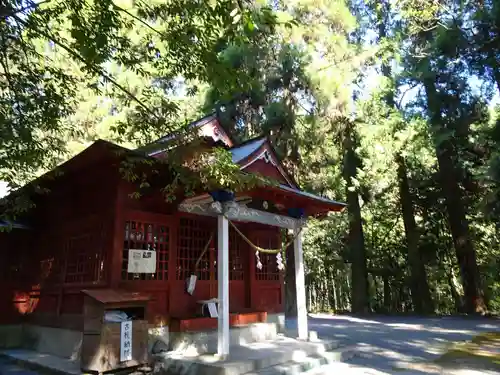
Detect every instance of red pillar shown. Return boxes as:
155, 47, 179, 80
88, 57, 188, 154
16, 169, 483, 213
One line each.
248, 229, 256, 310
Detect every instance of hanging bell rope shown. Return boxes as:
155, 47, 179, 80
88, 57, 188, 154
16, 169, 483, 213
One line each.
190, 217, 304, 274
193, 232, 214, 272
226, 217, 304, 254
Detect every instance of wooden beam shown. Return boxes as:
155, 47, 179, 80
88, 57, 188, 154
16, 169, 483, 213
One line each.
178, 201, 305, 229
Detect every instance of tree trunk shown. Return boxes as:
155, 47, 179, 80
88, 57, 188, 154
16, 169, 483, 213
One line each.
480, 23, 500, 95
396, 154, 434, 314
375, 0, 434, 314
326, 267, 336, 311
447, 267, 463, 313
382, 279, 389, 312
423, 78, 486, 314
332, 271, 338, 311
343, 125, 369, 313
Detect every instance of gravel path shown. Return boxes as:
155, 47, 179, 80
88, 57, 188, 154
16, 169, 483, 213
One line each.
307, 314, 500, 374
1, 315, 499, 375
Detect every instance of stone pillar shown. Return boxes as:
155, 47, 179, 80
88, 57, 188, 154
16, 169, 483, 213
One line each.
217, 214, 230, 356
294, 227, 308, 340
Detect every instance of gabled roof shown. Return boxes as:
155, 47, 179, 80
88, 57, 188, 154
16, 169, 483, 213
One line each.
146, 114, 234, 157
2, 114, 345, 222
0, 220, 31, 230
231, 138, 266, 163
277, 184, 345, 210
229, 136, 298, 189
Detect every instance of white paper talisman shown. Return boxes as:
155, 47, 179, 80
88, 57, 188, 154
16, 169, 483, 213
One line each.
127, 249, 156, 273
186, 275, 197, 295
120, 321, 133, 362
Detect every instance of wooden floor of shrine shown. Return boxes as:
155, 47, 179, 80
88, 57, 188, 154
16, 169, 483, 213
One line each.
169, 311, 267, 332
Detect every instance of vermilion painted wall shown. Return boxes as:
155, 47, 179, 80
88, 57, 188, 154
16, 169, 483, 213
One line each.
0, 170, 284, 329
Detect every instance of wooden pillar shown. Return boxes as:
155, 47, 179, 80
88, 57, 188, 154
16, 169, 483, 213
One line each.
294, 227, 308, 340
110, 181, 124, 288
248, 229, 256, 310
217, 214, 230, 357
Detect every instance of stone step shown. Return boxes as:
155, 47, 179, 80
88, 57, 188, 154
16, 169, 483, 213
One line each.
0, 349, 80, 375
243, 346, 356, 375
156, 336, 343, 375
169, 322, 279, 355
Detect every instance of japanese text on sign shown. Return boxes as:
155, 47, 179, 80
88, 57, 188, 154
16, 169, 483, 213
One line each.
120, 321, 133, 362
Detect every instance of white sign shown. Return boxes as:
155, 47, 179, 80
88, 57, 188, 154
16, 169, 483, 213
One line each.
120, 321, 133, 362
128, 249, 156, 273
186, 275, 197, 295
208, 302, 218, 318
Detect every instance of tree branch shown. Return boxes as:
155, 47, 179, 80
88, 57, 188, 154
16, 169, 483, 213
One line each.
112, 3, 164, 38
374, 215, 400, 251
397, 83, 420, 109
13, 14, 159, 121
0, 33, 26, 125
0, 0, 52, 20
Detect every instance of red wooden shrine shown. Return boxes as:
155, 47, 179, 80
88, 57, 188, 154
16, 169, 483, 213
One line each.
0, 114, 344, 332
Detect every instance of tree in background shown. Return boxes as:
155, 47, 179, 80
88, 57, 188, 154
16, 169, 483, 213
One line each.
3, 0, 500, 315
0, 0, 278, 188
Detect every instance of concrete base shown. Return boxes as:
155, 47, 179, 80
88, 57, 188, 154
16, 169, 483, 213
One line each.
0, 316, 307, 374
169, 322, 278, 355
0, 323, 170, 361
0, 324, 82, 360
27, 326, 82, 360
0, 349, 80, 375
0, 338, 355, 375
284, 318, 319, 341
0, 325, 24, 349
154, 336, 350, 375
267, 314, 285, 333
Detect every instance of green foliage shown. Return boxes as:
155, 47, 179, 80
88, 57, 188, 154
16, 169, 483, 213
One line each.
0, 0, 281, 189
4, 0, 500, 315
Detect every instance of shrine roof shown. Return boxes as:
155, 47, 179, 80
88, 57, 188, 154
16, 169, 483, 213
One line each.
153, 114, 219, 144
228, 136, 299, 188
277, 184, 346, 208
230, 137, 266, 163
2, 114, 345, 220
0, 219, 30, 230
145, 113, 234, 157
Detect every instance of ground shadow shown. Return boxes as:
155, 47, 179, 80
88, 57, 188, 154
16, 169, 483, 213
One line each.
306, 314, 500, 374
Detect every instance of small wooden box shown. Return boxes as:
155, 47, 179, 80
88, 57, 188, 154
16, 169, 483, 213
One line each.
81, 289, 150, 373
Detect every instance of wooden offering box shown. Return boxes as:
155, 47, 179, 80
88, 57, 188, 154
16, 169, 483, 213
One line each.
81, 289, 150, 373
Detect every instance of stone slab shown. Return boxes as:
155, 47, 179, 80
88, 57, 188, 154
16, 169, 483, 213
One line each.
155, 336, 340, 375
266, 314, 285, 334
0, 325, 24, 349
0, 357, 41, 375
0, 349, 81, 375
169, 322, 278, 355
27, 326, 82, 360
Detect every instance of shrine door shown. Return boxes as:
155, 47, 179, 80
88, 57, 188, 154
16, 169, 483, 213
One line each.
176, 216, 249, 315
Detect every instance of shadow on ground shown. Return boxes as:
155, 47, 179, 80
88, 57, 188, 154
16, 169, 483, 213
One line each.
307, 314, 500, 374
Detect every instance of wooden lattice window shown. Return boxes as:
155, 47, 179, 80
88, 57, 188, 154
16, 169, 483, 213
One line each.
65, 222, 106, 284
229, 227, 244, 281
122, 220, 169, 281
255, 233, 280, 281
177, 217, 214, 281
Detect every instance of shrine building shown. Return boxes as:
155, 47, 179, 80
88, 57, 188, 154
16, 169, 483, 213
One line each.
0, 114, 345, 358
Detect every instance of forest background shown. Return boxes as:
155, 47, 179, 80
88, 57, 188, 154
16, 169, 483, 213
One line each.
2, 0, 500, 315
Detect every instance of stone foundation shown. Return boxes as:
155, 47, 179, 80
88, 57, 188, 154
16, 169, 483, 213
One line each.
0, 323, 170, 361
